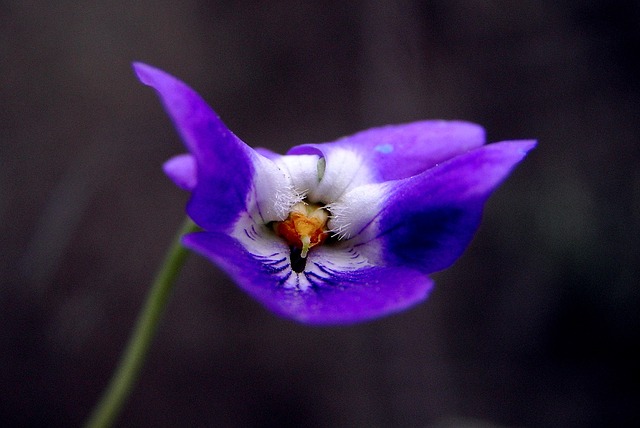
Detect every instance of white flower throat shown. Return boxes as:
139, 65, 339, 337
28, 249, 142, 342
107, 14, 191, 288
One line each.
237, 148, 384, 275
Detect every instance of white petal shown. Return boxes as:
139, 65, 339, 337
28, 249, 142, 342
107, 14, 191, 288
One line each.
275, 149, 375, 205
308, 148, 375, 203
327, 181, 389, 241
273, 154, 321, 196
250, 154, 302, 223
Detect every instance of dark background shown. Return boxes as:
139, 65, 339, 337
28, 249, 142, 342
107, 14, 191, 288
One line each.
1, 1, 638, 427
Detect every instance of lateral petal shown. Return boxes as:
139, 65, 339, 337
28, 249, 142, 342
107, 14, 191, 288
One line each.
354, 140, 536, 273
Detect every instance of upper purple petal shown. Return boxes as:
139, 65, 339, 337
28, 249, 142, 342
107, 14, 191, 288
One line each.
134, 62, 255, 231
354, 140, 536, 273
183, 232, 433, 325
288, 120, 486, 182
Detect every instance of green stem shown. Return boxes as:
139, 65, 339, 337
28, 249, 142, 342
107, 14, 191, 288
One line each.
85, 217, 198, 428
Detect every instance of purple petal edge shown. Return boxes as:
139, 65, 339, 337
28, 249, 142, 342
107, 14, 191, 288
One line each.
134, 62, 255, 231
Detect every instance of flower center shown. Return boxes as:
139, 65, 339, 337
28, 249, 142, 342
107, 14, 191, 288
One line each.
273, 202, 329, 259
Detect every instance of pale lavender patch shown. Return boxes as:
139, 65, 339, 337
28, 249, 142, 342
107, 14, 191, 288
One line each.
163, 154, 196, 191
374, 143, 394, 154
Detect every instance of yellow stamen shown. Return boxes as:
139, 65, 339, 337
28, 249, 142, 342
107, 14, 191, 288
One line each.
274, 202, 329, 259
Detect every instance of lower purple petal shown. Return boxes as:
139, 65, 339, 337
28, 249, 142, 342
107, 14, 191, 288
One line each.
183, 232, 433, 325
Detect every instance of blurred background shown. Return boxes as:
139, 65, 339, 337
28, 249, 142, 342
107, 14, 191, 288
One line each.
1, 1, 638, 426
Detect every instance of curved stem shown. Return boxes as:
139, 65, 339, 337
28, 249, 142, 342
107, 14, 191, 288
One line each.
85, 217, 198, 428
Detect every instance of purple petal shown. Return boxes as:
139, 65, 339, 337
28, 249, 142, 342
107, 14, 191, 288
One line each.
288, 120, 485, 182
254, 147, 282, 161
134, 62, 255, 231
135, 63, 295, 230
356, 140, 536, 273
163, 154, 197, 191
183, 232, 433, 324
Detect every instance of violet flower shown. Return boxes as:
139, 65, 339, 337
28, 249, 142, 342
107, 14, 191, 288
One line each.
134, 62, 535, 325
